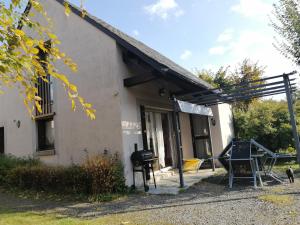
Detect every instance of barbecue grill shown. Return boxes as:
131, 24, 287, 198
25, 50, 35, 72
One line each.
131, 144, 157, 192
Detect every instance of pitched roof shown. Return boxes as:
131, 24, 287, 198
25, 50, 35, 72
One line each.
53, 0, 213, 90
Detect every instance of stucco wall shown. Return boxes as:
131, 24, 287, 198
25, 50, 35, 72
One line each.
218, 104, 234, 150
0, 88, 36, 157
210, 104, 234, 165
0, 0, 125, 165
39, 0, 125, 164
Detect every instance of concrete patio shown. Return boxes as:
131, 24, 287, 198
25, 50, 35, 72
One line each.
146, 168, 221, 195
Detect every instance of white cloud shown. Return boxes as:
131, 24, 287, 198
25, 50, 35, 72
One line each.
144, 0, 184, 20
230, 0, 272, 20
174, 9, 185, 17
208, 29, 296, 76
132, 29, 140, 37
217, 28, 234, 42
209, 46, 227, 55
180, 50, 192, 60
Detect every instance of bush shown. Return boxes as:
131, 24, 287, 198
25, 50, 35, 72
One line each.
7, 165, 87, 194
5, 154, 126, 196
84, 154, 126, 194
278, 146, 296, 155
0, 154, 40, 183
233, 100, 295, 151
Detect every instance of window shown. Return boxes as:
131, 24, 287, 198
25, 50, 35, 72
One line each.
35, 41, 55, 153
36, 45, 53, 117
37, 118, 55, 151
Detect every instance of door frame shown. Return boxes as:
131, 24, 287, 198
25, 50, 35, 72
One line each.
189, 114, 213, 159
141, 105, 176, 168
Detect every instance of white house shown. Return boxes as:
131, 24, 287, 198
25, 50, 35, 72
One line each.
0, 0, 234, 186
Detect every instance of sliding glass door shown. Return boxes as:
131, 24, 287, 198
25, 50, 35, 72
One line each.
144, 110, 174, 169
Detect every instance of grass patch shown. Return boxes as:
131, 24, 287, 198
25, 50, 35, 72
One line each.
178, 188, 186, 194
258, 194, 294, 206
0, 207, 149, 225
273, 161, 300, 178
0, 186, 127, 204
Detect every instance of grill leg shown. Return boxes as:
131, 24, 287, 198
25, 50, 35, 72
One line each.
151, 163, 157, 188
142, 167, 148, 192
132, 168, 136, 189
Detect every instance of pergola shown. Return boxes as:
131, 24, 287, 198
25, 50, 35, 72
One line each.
172, 71, 299, 188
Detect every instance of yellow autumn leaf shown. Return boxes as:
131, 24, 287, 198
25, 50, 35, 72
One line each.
78, 96, 84, 104
34, 96, 42, 101
69, 84, 78, 93
81, 9, 87, 18
71, 99, 76, 111
30, 48, 39, 55
12, 0, 21, 6
48, 32, 57, 40
35, 101, 42, 113
64, 2, 71, 16
55, 73, 70, 86
84, 103, 92, 108
25, 39, 34, 47
14, 29, 25, 37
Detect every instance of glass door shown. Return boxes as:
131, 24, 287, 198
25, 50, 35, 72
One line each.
191, 115, 212, 159
144, 110, 174, 169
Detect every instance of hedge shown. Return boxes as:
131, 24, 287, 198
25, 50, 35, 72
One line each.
1, 154, 127, 195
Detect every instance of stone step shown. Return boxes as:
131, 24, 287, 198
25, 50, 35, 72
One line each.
150, 168, 176, 183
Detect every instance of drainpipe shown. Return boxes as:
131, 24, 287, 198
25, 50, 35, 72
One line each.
283, 74, 300, 163
172, 97, 185, 188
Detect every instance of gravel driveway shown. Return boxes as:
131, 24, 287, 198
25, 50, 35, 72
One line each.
1, 174, 299, 225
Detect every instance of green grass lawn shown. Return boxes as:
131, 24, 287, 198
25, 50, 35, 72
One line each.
0, 207, 140, 225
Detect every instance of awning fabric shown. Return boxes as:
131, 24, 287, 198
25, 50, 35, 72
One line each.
174, 100, 213, 116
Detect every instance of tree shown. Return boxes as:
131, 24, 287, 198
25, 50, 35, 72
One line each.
196, 69, 217, 88
0, 0, 95, 119
272, 0, 300, 65
196, 66, 233, 89
234, 100, 297, 153
231, 59, 265, 111
196, 59, 265, 111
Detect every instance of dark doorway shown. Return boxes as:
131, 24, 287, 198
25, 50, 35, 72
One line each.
162, 113, 173, 167
0, 127, 4, 154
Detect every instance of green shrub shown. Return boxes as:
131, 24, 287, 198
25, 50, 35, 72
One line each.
0, 155, 40, 183
233, 100, 295, 151
7, 165, 87, 193
5, 154, 127, 196
278, 146, 296, 155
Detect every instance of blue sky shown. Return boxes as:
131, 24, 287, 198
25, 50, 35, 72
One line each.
67, 0, 294, 77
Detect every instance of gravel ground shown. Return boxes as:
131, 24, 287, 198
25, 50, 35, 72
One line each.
1, 174, 300, 225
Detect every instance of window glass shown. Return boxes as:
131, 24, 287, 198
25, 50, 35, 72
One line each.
37, 119, 55, 150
